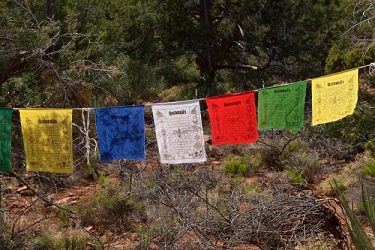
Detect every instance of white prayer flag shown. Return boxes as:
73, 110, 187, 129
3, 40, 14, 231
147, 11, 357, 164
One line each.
152, 100, 207, 164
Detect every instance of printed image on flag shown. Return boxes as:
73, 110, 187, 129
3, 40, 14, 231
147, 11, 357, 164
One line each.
258, 81, 306, 131
0, 108, 12, 172
19, 109, 73, 173
95, 106, 145, 161
206, 91, 258, 145
312, 69, 358, 126
152, 100, 206, 164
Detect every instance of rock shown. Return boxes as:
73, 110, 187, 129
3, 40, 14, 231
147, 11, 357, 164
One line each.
16, 186, 28, 193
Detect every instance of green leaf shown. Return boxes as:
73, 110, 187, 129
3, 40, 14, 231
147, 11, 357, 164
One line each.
333, 179, 374, 250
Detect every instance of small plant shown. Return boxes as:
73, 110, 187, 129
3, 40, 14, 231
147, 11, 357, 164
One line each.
286, 167, 305, 185
223, 157, 248, 176
171, 167, 183, 181
57, 206, 73, 227
286, 140, 300, 153
33, 233, 56, 249
355, 202, 365, 212
55, 234, 87, 250
245, 183, 261, 193
243, 183, 267, 198
96, 175, 106, 184
242, 155, 261, 173
227, 176, 243, 187
223, 154, 262, 176
333, 179, 375, 250
145, 180, 154, 188
136, 225, 151, 247
33, 232, 88, 250
83, 165, 97, 179
364, 141, 375, 158
333, 178, 348, 193
260, 146, 282, 170
360, 160, 375, 177
0, 227, 14, 249
320, 175, 349, 196
80, 178, 146, 232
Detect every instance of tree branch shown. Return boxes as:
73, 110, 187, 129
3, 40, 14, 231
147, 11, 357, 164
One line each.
8, 171, 76, 215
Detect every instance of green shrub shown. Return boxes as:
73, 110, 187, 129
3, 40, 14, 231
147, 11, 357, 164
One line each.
80, 178, 146, 232
136, 225, 151, 247
223, 157, 248, 176
223, 153, 263, 176
245, 183, 261, 193
159, 84, 196, 102
34, 233, 56, 249
96, 175, 106, 185
364, 141, 375, 158
361, 160, 375, 177
57, 206, 72, 227
55, 235, 87, 250
243, 183, 267, 198
305, 100, 375, 155
0, 226, 14, 249
33, 232, 88, 250
333, 179, 375, 250
242, 155, 261, 173
259, 146, 282, 170
227, 176, 243, 187
286, 140, 305, 153
286, 167, 305, 185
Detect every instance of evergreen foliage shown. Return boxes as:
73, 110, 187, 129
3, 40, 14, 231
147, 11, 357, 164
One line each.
0, 0, 352, 105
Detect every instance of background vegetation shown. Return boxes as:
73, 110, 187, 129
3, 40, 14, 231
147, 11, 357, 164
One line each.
1, 0, 375, 249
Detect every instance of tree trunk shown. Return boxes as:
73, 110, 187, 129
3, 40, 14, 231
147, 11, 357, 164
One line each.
196, 0, 216, 83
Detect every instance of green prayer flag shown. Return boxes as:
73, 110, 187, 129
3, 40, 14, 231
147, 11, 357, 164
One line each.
258, 81, 306, 131
0, 108, 12, 172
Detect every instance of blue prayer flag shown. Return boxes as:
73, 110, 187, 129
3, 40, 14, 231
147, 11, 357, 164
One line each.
95, 106, 145, 161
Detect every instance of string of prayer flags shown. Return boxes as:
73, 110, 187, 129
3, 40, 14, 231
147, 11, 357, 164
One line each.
19, 109, 73, 173
312, 69, 358, 126
152, 100, 206, 164
258, 81, 307, 131
0, 108, 12, 172
95, 106, 145, 161
206, 91, 258, 145
0, 64, 365, 169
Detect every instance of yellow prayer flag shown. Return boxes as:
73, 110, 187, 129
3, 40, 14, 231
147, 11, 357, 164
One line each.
19, 109, 73, 173
312, 69, 358, 126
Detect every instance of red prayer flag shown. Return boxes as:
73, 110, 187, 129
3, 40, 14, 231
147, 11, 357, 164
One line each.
206, 91, 258, 145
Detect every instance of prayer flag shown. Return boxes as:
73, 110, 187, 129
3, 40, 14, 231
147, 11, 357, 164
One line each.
0, 108, 12, 172
95, 106, 145, 161
206, 91, 258, 145
312, 69, 358, 126
258, 81, 307, 130
152, 100, 206, 164
19, 109, 73, 173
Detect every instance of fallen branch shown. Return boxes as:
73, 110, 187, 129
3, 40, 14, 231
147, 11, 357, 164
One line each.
8, 171, 76, 215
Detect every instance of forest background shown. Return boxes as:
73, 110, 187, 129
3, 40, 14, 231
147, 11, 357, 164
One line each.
2, 0, 375, 249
